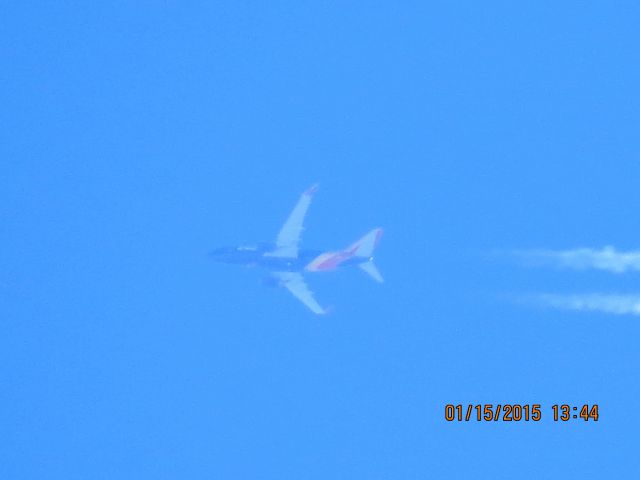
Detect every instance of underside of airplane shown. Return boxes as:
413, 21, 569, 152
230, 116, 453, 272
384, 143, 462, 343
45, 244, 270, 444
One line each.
209, 185, 383, 314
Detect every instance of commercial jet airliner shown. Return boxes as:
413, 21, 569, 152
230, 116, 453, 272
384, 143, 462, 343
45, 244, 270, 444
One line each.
209, 185, 383, 314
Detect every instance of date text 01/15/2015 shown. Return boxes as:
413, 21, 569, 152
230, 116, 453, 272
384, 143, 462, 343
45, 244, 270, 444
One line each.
444, 404, 599, 422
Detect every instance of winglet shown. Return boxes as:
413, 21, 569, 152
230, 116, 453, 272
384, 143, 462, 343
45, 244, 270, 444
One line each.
304, 183, 319, 196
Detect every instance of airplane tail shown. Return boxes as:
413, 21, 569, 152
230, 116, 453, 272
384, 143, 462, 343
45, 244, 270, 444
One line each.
358, 259, 383, 283
347, 227, 383, 258
305, 228, 384, 279
348, 228, 384, 283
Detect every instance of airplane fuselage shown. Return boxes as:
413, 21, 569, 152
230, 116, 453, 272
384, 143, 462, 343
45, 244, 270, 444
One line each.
209, 184, 382, 313
209, 244, 366, 272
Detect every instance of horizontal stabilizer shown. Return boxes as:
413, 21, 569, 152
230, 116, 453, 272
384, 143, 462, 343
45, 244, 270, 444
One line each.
348, 228, 383, 258
359, 260, 384, 283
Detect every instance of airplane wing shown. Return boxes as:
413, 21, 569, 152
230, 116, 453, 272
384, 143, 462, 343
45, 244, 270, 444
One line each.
267, 184, 318, 258
273, 271, 326, 314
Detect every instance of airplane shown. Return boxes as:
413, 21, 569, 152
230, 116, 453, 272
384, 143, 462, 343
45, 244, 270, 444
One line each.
209, 184, 383, 314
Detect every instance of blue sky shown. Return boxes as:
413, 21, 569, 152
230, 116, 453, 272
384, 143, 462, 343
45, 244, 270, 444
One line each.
2, 1, 639, 478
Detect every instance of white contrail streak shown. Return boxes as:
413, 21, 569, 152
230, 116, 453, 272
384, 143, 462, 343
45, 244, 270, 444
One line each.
532, 293, 640, 316
514, 246, 640, 273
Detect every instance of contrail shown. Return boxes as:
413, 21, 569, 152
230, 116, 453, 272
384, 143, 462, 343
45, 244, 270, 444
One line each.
529, 293, 640, 316
513, 246, 640, 273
